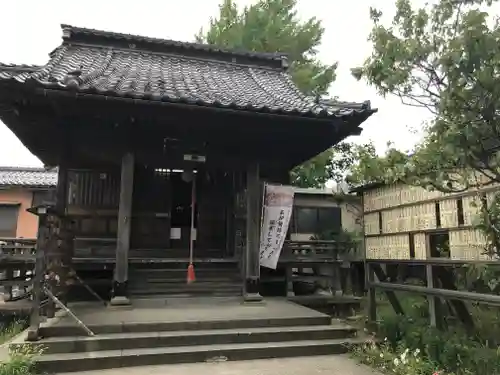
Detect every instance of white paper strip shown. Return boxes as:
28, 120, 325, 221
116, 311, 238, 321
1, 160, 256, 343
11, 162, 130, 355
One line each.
259, 184, 295, 269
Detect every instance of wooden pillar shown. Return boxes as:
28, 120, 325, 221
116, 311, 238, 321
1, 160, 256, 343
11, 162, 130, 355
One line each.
285, 266, 295, 297
44, 165, 70, 317
55, 164, 69, 213
111, 153, 134, 305
225, 175, 235, 258
425, 234, 443, 328
56, 165, 71, 305
331, 263, 342, 295
243, 162, 263, 303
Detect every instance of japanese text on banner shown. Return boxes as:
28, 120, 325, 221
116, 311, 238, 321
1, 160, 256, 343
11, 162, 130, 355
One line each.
259, 184, 294, 269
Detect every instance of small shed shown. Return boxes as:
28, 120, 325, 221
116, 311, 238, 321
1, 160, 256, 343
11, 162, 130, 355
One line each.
289, 187, 361, 242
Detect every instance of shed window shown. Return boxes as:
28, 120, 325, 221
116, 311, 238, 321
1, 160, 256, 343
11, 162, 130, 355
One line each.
293, 207, 342, 234
0, 205, 20, 238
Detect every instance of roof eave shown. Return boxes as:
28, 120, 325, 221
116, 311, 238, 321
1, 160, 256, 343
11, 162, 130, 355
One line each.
349, 181, 387, 194
0, 184, 56, 189
29, 85, 377, 123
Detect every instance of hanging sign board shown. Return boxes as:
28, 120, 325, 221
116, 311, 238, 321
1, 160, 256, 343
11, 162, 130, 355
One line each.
259, 184, 295, 269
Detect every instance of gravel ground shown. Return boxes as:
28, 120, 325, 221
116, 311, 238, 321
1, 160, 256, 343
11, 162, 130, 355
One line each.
58, 355, 381, 375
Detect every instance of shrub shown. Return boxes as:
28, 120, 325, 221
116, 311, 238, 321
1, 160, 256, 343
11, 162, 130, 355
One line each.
352, 338, 441, 375
354, 294, 500, 375
0, 321, 26, 345
0, 343, 44, 375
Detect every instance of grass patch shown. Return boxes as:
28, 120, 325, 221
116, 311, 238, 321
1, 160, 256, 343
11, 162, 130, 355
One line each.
0, 320, 27, 345
0, 317, 43, 375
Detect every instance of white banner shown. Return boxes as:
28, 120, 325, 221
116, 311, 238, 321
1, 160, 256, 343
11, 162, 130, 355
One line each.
259, 184, 295, 269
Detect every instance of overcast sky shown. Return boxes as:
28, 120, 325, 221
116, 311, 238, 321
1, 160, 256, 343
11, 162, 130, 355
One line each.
0, 0, 433, 167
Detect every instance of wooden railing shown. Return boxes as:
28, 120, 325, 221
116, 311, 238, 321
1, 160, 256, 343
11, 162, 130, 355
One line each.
0, 236, 364, 304
280, 240, 359, 262
278, 240, 364, 297
365, 258, 500, 332
0, 238, 36, 301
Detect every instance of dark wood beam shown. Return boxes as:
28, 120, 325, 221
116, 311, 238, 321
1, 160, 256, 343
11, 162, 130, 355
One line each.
244, 162, 263, 303
110, 152, 134, 305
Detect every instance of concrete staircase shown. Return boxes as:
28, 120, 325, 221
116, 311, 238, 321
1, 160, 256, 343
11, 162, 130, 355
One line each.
128, 262, 242, 298
33, 313, 363, 372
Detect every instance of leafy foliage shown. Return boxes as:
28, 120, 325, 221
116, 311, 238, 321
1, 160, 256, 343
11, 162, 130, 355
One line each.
290, 142, 376, 188
1, 343, 44, 375
196, 0, 336, 96
354, 294, 500, 375
352, 339, 441, 375
311, 227, 363, 255
352, 0, 500, 256
197, 0, 369, 188
0, 321, 43, 375
0, 320, 25, 345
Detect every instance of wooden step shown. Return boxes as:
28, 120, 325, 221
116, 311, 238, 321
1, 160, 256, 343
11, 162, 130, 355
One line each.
129, 288, 241, 297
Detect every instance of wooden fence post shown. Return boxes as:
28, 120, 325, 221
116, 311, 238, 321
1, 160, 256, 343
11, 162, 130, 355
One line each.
26, 209, 49, 342
367, 262, 377, 323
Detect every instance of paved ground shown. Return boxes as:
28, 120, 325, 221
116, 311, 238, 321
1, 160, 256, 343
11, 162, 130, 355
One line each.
56, 297, 327, 326
58, 355, 380, 375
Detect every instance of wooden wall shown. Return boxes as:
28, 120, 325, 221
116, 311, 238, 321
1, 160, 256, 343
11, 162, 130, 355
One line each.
362, 182, 500, 261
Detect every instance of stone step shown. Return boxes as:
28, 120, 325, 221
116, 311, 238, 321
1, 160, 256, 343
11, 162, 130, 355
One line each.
39, 315, 331, 337
36, 337, 364, 372
40, 324, 357, 354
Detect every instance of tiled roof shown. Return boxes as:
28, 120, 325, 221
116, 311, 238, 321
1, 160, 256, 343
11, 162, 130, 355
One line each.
0, 167, 57, 188
61, 24, 287, 63
0, 25, 375, 120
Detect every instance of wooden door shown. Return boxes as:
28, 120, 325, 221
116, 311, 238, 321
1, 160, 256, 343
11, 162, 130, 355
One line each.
196, 169, 229, 255
131, 166, 172, 250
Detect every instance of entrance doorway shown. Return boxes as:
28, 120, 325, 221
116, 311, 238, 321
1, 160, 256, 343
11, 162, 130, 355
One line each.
170, 170, 198, 250
130, 166, 173, 250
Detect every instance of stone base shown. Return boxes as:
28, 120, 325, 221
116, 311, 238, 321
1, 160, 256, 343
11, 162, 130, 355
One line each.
315, 288, 334, 297
243, 277, 264, 304
109, 296, 131, 306
243, 292, 265, 305
26, 328, 39, 342
111, 280, 129, 306
245, 277, 260, 293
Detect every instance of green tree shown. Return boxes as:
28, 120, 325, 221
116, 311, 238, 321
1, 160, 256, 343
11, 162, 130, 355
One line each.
352, 0, 500, 256
196, 0, 336, 95
197, 0, 362, 188
289, 142, 373, 188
